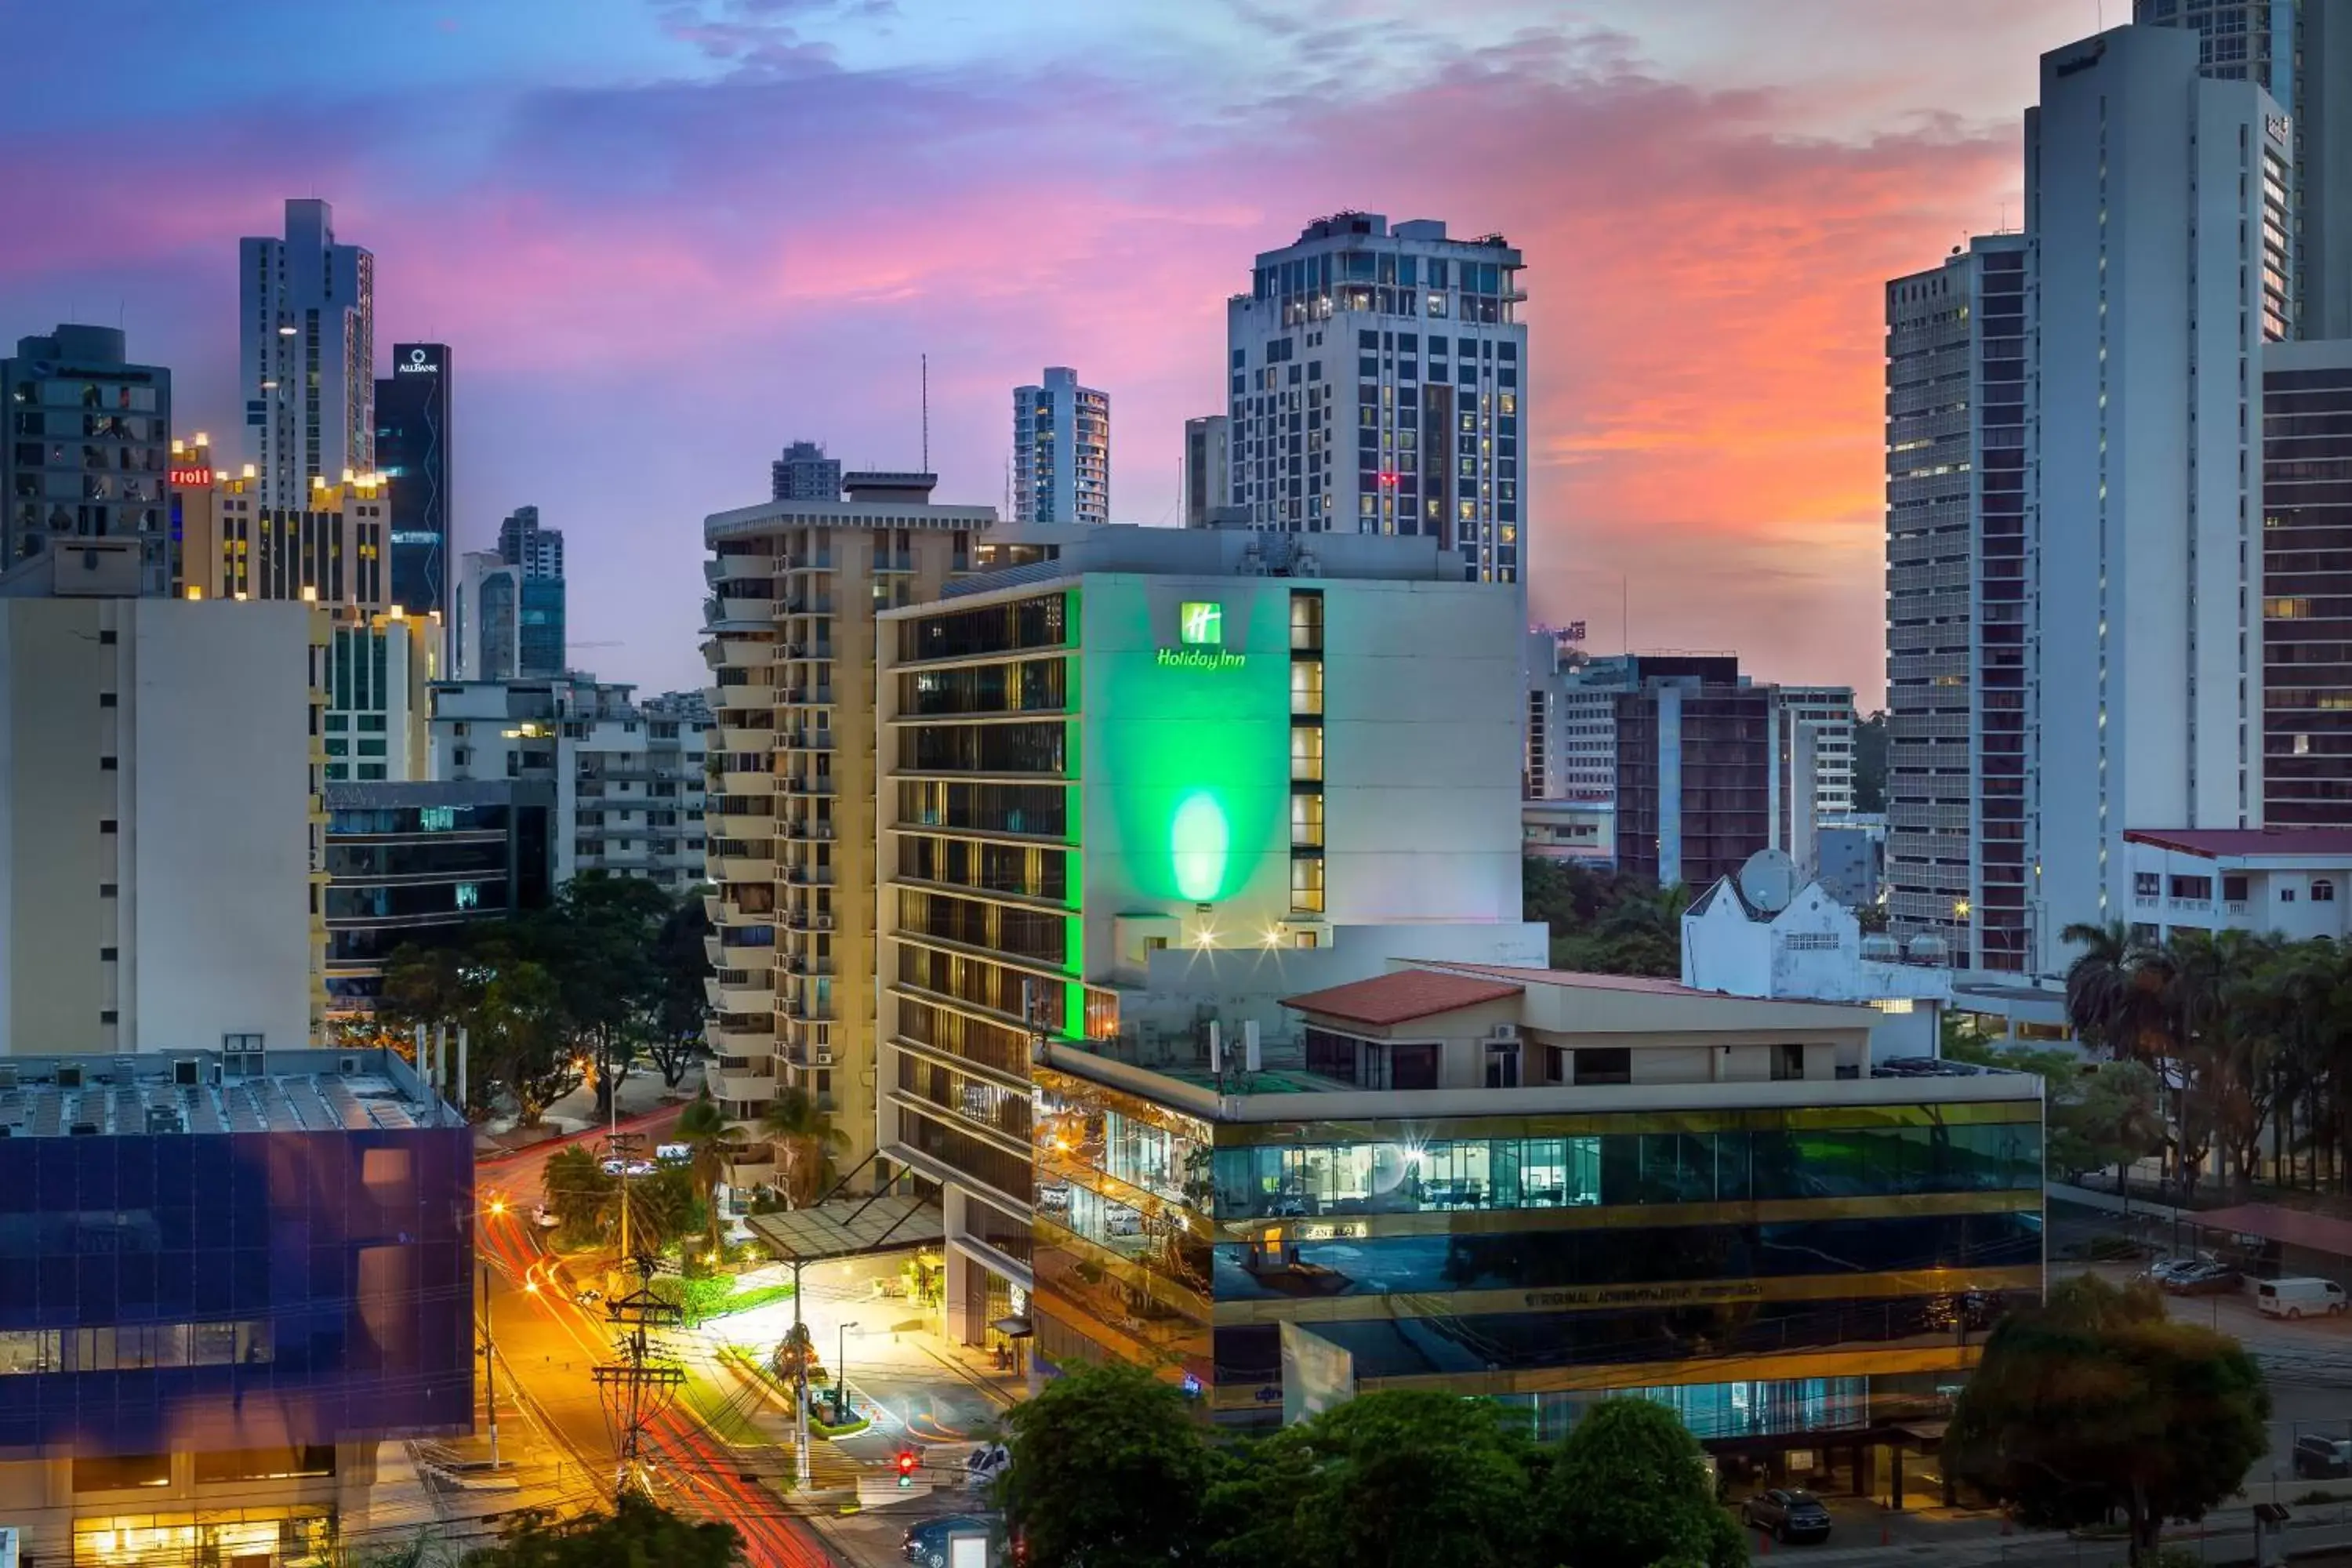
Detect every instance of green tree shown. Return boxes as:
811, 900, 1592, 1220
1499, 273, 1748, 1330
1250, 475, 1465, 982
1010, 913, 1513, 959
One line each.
998, 1363, 1213, 1568
1946, 1276, 2270, 1566
1537, 1397, 1742, 1568
760, 1087, 846, 1207
1853, 710, 1887, 812
1211, 1392, 1541, 1568
466, 1493, 741, 1568
541, 1145, 617, 1247
646, 894, 715, 1089
529, 873, 677, 1118
675, 1093, 734, 1248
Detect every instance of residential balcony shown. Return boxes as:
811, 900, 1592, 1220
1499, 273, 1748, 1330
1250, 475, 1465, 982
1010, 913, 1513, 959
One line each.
781, 775, 836, 796
705, 931, 778, 966
782, 953, 837, 977
706, 809, 775, 838
780, 996, 836, 1022
711, 684, 778, 712
709, 854, 777, 883
719, 724, 777, 752
706, 975, 776, 1013
712, 595, 775, 624
708, 637, 775, 669
780, 820, 835, 841
719, 768, 774, 795
708, 1061, 776, 1103
720, 1148, 779, 1189
705, 1024, 775, 1055
783, 866, 836, 887
779, 686, 837, 706
782, 731, 836, 751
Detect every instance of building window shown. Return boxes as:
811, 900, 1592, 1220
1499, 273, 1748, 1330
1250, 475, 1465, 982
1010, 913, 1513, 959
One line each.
2315, 880, 2337, 903
1773, 1043, 1806, 1081
1573, 1047, 1630, 1087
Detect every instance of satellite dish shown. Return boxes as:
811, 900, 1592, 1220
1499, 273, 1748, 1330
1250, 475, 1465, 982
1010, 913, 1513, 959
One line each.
1737, 848, 1799, 915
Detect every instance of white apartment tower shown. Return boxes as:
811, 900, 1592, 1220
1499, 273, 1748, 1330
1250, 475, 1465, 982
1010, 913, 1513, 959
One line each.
2025, 25, 2290, 970
1884, 235, 2031, 973
1777, 686, 1860, 817
1012, 368, 1109, 524
240, 199, 375, 510
1225, 212, 1527, 583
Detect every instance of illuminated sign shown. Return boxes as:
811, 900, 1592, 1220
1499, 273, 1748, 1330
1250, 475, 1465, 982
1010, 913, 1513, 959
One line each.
168, 466, 214, 488
1160, 601, 1242, 669
2267, 112, 2292, 147
396, 346, 442, 376
1156, 646, 1245, 670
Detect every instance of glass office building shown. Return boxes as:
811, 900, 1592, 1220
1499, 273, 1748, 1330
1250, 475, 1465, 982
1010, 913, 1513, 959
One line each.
0, 1047, 472, 1564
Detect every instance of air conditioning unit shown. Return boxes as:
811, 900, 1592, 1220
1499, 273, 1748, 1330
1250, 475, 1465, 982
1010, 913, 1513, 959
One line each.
815, 1048, 834, 1067
172, 1058, 200, 1087
1487, 1024, 1519, 1044
814, 916, 836, 931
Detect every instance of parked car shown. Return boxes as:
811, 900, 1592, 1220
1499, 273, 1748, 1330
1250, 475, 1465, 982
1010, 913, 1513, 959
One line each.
2293, 1435, 2352, 1479
2141, 1253, 2217, 1285
902, 1515, 994, 1568
600, 1156, 656, 1178
2256, 1277, 2350, 1319
1741, 1489, 1832, 1544
2163, 1262, 2242, 1296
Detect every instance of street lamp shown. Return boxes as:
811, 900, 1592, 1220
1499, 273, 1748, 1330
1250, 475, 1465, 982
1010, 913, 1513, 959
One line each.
835, 1321, 860, 1424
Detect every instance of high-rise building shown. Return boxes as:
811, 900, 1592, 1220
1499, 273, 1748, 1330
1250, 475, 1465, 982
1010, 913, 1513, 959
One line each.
772, 440, 843, 503
322, 610, 438, 782
240, 198, 374, 510
869, 526, 1536, 1362
2259, 338, 2352, 826
699, 473, 994, 1183
375, 342, 452, 615
2, 325, 172, 590
168, 442, 391, 610
0, 539, 327, 1054
428, 674, 706, 892
1599, 656, 1774, 891
1777, 687, 1859, 818
493, 504, 565, 675
2135, 0, 2352, 338
1225, 212, 1528, 583
1883, 237, 2030, 972
1012, 368, 1109, 525
0, 1045, 471, 1566
2025, 25, 2288, 971
1181, 415, 1229, 527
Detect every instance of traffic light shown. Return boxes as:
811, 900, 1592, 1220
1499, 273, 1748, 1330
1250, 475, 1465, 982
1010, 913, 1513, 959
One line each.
896, 1448, 918, 1489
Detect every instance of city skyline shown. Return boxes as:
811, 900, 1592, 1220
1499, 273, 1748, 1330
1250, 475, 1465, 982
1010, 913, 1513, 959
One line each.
0, 1, 2095, 703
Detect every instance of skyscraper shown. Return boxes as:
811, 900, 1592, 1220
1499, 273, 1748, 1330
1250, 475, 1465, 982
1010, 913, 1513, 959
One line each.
1225, 213, 1528, 583
240, 198, 375, 510
1883, 236, 2030, 971
498, 504, 564, 676
1011, 367, 1109, 524
1181, 414, 1230, 527
2259, 339, 2352, 825
771, 439, 843, 502
376, 342, 451, 615
2135, 0, 2352, 337
2025, 25, 2288, 969
1, 325, 172, 590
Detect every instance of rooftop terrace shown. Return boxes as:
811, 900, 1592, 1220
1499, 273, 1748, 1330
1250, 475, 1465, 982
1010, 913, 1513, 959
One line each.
0, 1048, 441, 1138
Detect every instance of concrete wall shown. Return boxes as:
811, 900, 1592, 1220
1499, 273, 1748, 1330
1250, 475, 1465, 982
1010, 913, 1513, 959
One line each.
1, 599, 314, 1054
2028, 27, 2278, 970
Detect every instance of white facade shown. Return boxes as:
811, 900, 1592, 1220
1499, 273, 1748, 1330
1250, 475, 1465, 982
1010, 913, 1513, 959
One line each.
2026, 26, 2291, 973
1012, 368, 1109, 524
429, 675, 706, 893
0, 567, 321, 1054
1681, 877, 1952, 1058
1777, 685, 1857, 816
240, 198, 374, 511
2120, 827, 2352, 943
1226, 213, 1527, 583
1523, 630, 1617, 803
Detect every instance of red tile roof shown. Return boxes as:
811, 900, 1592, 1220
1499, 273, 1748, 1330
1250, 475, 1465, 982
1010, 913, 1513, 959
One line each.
1416, 961, 1715, 996
2123, 827, 2352, 860
1281, 969, 1525, 1027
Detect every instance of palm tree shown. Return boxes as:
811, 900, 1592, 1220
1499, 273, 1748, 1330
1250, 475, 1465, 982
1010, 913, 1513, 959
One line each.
760, 1087, 848, 1208
2061, 920, 2173, 1062
674, 1092, 733, 1249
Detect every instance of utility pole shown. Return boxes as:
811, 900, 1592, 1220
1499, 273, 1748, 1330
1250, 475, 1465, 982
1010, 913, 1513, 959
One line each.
481, 1258, 501, 1469
592, 1264, 683, 1494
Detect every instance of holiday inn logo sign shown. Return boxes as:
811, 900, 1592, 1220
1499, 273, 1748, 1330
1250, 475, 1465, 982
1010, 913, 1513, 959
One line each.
1160, 601, 1245, 670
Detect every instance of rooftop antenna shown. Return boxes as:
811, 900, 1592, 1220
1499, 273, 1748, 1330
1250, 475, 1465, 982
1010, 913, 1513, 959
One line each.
920, 353, 929, 472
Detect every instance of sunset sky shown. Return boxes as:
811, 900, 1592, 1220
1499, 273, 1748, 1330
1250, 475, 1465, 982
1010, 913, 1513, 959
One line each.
0, 0, 2104, 706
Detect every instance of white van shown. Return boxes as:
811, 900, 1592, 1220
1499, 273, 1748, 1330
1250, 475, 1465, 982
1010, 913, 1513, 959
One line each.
2254, 1277, 2348, 1319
